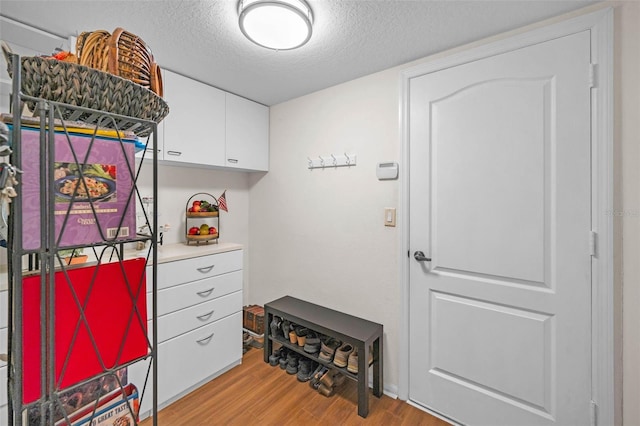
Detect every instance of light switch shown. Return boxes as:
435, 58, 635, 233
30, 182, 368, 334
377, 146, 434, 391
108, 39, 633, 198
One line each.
384, 208, 396, 227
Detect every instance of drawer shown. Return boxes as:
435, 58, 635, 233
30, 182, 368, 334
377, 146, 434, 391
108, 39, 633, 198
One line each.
150, 270, 242, 319
157, 291, 241, 343
158, 311, 242, 405
157, 250, 242, 290
0, 291, 6, 329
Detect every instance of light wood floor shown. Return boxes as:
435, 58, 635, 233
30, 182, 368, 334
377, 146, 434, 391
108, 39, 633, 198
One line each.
140, 346, 450, 425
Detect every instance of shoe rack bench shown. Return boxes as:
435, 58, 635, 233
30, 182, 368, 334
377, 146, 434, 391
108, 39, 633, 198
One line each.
264, 296, 383, 418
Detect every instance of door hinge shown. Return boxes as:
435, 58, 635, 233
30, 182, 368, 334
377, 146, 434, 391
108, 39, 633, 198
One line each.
590, 400, 598, 426
589, 63, 598, 88
589, 231, 598, 257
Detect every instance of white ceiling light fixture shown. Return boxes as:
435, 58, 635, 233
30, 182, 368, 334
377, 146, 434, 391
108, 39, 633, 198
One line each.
238, 0, 313, 51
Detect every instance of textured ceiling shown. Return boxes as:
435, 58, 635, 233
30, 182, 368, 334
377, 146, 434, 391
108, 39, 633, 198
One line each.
0, 0, 598, 106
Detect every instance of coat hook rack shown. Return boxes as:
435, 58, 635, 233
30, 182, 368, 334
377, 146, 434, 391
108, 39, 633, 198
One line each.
308, 153, 357, 170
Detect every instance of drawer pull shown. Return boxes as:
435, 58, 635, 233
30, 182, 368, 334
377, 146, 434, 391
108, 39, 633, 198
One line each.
197, 310, 215, 321
196, 265, 215, 274
227, 158, 239, 164
196, 287, 215, 297
167, 150, 182, 156
196, 333, 215, 345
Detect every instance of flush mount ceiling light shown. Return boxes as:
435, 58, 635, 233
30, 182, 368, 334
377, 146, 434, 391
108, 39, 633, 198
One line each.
238, 0, 313, 50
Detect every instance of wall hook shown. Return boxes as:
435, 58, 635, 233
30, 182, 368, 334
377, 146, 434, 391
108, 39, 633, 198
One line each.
330, 154, 337, 167
319, 156, 325, 168
307, 157, 313, 168
344, 152, 351, 165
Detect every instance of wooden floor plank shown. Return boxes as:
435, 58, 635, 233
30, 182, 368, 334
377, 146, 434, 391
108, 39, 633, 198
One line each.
140, 347, 450, 425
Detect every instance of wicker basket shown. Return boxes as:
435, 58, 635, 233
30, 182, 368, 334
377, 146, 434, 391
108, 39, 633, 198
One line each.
2, 41, 169, 137
76, 28, 163, 97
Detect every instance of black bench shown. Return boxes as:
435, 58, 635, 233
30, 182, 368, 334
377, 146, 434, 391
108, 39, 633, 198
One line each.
264, 296, 384, 418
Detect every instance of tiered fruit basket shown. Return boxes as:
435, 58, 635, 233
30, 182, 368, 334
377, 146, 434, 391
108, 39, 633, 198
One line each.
185, 193, 219, 244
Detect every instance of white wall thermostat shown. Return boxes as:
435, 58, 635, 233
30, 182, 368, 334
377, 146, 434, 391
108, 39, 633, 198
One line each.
376, 162, 398, 180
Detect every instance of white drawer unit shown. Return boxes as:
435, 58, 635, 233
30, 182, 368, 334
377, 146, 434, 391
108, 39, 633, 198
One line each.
156, 291, 242, 343
159, 311, 242, 405
131, 248, 244, 419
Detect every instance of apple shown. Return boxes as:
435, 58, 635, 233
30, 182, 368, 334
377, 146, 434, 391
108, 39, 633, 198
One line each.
188, 207, 194, 212
209, 227, 217, 235
192, 200, 201, 207
192, 204, 201, 212
188, 226, 199, 235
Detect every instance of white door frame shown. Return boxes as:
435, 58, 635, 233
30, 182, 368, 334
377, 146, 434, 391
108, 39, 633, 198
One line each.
399, 6, 614, 424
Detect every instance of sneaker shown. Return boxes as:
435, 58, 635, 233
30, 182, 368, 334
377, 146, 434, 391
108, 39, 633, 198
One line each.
281, 319, 290, 337
303, 332, 321, 354
333, 343, 353, 368
279, 357, 288, 370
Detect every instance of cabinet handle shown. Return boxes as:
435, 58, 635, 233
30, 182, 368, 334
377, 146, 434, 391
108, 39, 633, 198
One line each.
196, 333, 215, 345
146, 148, 161, 153
167, 150, 182, 156
196, 265, 215, 274
197, 310, 215, 321
227, 158, 238, 164
196, 287, 215, 297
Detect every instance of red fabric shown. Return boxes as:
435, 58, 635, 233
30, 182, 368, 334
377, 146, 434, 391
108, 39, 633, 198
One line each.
22, 258, 148, 404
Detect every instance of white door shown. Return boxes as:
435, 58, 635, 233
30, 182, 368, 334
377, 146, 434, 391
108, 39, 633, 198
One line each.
409, 31, 592, 426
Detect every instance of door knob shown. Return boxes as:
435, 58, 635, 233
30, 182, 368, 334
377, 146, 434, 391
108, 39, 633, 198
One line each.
414, 251, 431, 262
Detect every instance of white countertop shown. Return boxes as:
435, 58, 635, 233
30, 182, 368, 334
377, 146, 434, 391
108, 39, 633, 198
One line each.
0, 242, 243, 292
130, 241, 243, 264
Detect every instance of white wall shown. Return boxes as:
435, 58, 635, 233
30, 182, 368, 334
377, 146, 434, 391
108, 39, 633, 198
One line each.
135, 162, 252, 300
248, 68, 402, 390
248, 3, 640, 421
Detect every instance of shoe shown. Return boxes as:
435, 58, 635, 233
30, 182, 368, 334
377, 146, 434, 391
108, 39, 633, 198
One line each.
281, 319, 290, 337
297, 359, 315, 382
303, 332, 321, 354
319, 368, 334, 388
286, 354, 300, 375
309, 366, 327, 390
333, 372, 346, 387
318, 337, 341, 362
295, 327, 309, 346
347, 349, 358, 373
347, 346, 373, 373
318, 383, 334, 397
332, 343, 354, 368
289, 330, 297, 344
270, 316, 282, 338
269, 352, 280, 366
279, 356, 287, 369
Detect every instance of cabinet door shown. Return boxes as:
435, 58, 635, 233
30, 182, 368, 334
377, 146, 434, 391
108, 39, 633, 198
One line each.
135, 121, 164, 161
225, 93, 269, 171
162, 70, 226, 166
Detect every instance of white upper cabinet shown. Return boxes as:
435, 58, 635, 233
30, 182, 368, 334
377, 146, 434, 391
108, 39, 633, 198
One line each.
225, 93, 269, 172
162, 70, 226, 167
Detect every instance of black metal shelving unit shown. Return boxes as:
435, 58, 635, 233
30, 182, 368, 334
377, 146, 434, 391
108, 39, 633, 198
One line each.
5, 53, 159, 426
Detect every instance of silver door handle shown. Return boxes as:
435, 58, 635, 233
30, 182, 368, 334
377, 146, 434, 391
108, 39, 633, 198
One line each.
414, 251, 431, 262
